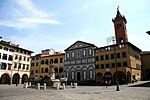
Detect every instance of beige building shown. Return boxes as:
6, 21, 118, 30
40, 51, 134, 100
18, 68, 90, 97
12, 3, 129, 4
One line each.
95, 42, 141, 84
0, 38, 33, 84
141, 51, 150, 80
30, 49, 65, 82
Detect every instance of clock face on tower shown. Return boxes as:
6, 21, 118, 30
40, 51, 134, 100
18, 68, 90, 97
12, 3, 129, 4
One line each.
116, 23, 122, 29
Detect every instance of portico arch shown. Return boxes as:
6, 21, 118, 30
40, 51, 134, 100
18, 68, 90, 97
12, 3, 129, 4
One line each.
21, 74, 28, 84
1, 73, 11, 84
12, 73, 20, 84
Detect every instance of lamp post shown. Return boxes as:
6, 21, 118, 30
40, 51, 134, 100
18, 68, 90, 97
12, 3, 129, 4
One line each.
107, 36, 119, 91
146, 31, 150, 35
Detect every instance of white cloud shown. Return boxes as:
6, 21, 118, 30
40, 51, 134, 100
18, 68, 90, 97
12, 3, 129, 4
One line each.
0, 0, 61, 29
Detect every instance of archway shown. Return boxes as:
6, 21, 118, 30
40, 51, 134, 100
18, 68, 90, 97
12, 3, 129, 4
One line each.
104, 72, 112, 83
54, 67, 58, 73
113, 71, 126, 84
12, 73, 20, 84
96, 72, 103, 84
22, 74, 28, 84
127, 71, 131, 83
1, 73, 11, 84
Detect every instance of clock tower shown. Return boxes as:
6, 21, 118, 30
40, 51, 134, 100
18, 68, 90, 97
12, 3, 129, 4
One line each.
112, 7, 128, 44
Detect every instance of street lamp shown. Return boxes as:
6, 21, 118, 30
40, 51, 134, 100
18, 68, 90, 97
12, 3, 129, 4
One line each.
107, 36, 120, 91
146, 31, 150, 35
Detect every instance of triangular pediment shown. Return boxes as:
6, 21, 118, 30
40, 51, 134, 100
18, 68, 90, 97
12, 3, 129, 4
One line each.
65, 40, 96, 51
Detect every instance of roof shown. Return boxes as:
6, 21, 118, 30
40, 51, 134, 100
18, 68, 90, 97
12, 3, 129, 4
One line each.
95, 42, 141, 52
141, 51, 150, 55
64, 40, 97, 51
0, 40, 34, 53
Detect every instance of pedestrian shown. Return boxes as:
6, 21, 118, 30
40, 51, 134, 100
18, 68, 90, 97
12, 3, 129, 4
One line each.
105, 80, 108, 88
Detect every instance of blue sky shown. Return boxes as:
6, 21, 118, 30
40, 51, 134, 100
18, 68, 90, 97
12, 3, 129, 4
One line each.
0, 0, 150, 55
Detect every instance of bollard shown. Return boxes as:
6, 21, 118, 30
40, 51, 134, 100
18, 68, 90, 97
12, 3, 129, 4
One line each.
62, 83, 65, 90
74, 83, 77, 88
44, 83, 46, 90
71, 82, 73, 87
56, 83, 59, 90
37, 83, 40, 90
29, 82, 31, 86
23, 82, 28, 88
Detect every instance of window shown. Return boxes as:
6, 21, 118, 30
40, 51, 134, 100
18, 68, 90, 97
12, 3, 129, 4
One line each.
23, 64, 25, 69
100, 64, 104, 69
111, 63, 115, 68
105, 55, 109, 60
8, 64, 12, 70
45, 59, 49, 64
123, 62, 127, 67
0, 53, 1, 59
95, 65, 99, 69
71, 72, 74, 79
111, 54, 114, 59
36, 58, 39, 60
18, 63, 21, 69
31, 63, 35, 66
4, 47, 8, 51
117, 53, 121, 58
72, 52, 74, 57
116, 23, 122, 29
122, 52, 127, 58
8, 55, 13, 61
19, 55, 22, 61
54, 58, 58, 63
23, 56, 26, 61
83, 71, 86, 79
2, 54, 7, 60
83, 50, 86, 56
14, 63, 17, 68
36, 70, 38, 73
26, 65, 29, 70
32, 58, 35, 60
95, 56, 99, 61
9, 49, 14, 52
100, 55, 104, 60
36, 62, 38, 66
117, 62, 121, 67
89, 49, 92, 55
45, 68, 48, 73
41, 60, 44, 64
15, 55, 18, 59
106, 64, 110, 68
90, 70, 93, 79
1, 63, 7, 70
60, 58, 63, 63
41, 68, 44, 73
59, 68, 63, 73
67, 53, 70, 58
27, 57, 30, 62
50, 59, 53, 64
0, 46, 2, 49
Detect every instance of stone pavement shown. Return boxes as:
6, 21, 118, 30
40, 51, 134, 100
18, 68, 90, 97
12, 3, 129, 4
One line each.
0, 81, 150, 100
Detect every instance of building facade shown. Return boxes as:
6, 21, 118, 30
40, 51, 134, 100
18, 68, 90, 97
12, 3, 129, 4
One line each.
141, 51, 150, 80
95, 8, 141, 85
0, 39, 33, 84
95, 42, 141, 85
30, 49, 65, 82
64, 41, 97, 85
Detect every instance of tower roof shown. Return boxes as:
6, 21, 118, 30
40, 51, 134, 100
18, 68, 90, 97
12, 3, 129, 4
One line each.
112, 7, 127, 23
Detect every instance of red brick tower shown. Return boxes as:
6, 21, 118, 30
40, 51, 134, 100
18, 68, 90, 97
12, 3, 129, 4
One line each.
112, 7, 128, 44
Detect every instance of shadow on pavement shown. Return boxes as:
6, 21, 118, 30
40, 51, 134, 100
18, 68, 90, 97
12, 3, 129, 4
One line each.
129, 81, 150, 87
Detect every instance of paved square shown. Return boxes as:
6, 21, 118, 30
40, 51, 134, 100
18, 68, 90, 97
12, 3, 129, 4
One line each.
0, 81, 150, 100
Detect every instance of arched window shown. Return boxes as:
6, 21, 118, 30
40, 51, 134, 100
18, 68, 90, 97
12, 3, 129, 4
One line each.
45, 68, 48, 73
50, 59, 53, 64
45, 59, 49, 64
54, 67, 58, 73
41, 60, 44, 64
59, 67, 63, 73
54, 58, 58, 63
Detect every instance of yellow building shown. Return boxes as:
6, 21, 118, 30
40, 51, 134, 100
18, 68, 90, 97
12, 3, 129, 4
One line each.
30, 49, 65, 81
95, 42, 141, 84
